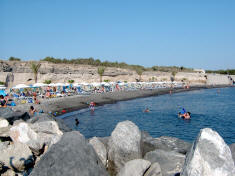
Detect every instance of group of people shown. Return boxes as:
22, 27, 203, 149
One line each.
0, 95, 8, 107
178, 108, 191, 119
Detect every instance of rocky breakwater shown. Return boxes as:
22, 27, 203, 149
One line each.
1, 108, 235, 176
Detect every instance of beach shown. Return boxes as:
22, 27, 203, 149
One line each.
11, 84, 231, 116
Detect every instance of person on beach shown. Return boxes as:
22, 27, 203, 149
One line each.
29, 106, 37, 115
0, 95, 7, 107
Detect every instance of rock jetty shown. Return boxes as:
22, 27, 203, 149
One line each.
0, 108, 234, 176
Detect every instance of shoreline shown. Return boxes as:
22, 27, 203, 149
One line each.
12, 84, 233, 117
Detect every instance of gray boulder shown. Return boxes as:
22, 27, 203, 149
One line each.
229, 143, 235, 166
181, 128, 235, 176
141, 131, 191, 156
144, 162, 162, 176
108, 121, 142, 174
29, 131, 108, 176
117, 159, 151, 176
0, 142, 34, 172
89, 137, 107, 167
0, 108, 30, 125
0, 118, 9, 128
144, 150, 185, 176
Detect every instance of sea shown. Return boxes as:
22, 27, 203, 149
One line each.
59, 87, 235, 144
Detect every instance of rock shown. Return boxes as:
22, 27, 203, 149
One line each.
0, 141, 10, 151
108, 121, 142, 174
229, 143, 235, 166
29, 131, 108, 176
141, 131, 191, 155
144, 150, 185, 176
144, 162, 162, 176
0, 108, 30, 125
97, 136, 110, 150
117, 159, 151, 176
89, 137, 107, 166
0, 118, 9, 128
0, 169, 16, 176
181, 128, 235, 176
0, 142, 34, 172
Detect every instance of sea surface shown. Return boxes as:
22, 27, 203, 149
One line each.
59, 87, 235, 144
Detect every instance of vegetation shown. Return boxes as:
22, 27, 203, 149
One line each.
135, 68, 144, 81
97, 67, 105, 82
44, 80, 51, 84
104, 80, 110, 82
206, 69, 235, 75
0, 81, 5, 85
30, 62, 41, 83
9, 57, 21, 61
68, 80, 74, 83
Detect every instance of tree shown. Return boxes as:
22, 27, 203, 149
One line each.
30, 62, 41, 83
97, 67, 105, 82
9, 57, 21, 61
136, 68, 144, 81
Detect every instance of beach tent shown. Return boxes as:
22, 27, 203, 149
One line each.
12, 84, 29, 89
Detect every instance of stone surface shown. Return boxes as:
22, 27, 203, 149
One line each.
89, 137, 107, 166
0, 108, 30, 125
117, 159, 151, 176
141, 131, 191, 156
144, 150, 185, 176
0, 142, 34, 172
30, 131, 108, 176
10, 122, 42, 153
229, 143, 235, 166
108, 121, 142, 174
1, 169, 16, 176
144, 162, 162, 176
181, 128, 235, 176
0, 118, 9, 128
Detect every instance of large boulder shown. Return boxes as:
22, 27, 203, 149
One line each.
144, 162, 162, 176
144, 150, 185, 176
141, 131, 191, 155
0, 118, 9, 128
181, 128, 235, 176
108, 121, 142, 174
29, 131, 108, 176
89, 137, 107, 167
229, 143, 235, 166
0, 108, 30, 125
0, 142, 34, 172
117, 159, 151, 176
10, 122, 42, 153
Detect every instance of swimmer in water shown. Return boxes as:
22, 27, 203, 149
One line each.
75, 118, 79, 126
144, 108, 150, 112
89, 102, 95, 111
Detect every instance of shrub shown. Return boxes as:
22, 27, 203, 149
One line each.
44, 80, 51, 84
104, 80, 110, 82
68, 80, 74, 83
0, 81, 5, 85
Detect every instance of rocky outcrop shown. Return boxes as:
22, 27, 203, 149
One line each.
144, 150, 185, 176
0, 142, 34, 172
0, 118, 9, 128
30, 131, 108, 176
144, 162, 162, 176
117, 159, 151, 176
181, 128, 235, 176
141, 131, 191, 156
89, 137, 107, 166
0, 108, 30, 125
108, 120, 142, 174
230, 143, 235, 166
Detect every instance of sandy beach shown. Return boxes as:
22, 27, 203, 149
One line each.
11, 84, 231, 116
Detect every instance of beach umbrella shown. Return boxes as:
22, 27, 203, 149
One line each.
12, 84, 29, 89
33, 83, 48, 87
49, 83, 56, 87
55, 83, 65, 87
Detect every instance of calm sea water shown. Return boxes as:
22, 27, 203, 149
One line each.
59, 87, 235, 144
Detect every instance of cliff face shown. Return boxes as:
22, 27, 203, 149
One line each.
0, 60, 233, 87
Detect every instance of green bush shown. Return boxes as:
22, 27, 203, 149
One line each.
44, 80, 51, 84
9, 57, 21, 61
0, 81, 5, 85
68, 80, 74, 83
104, 80, 110, 82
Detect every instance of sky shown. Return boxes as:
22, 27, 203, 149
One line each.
0, 0, 235, 70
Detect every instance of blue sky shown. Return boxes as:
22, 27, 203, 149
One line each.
1, 0, 235, 70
